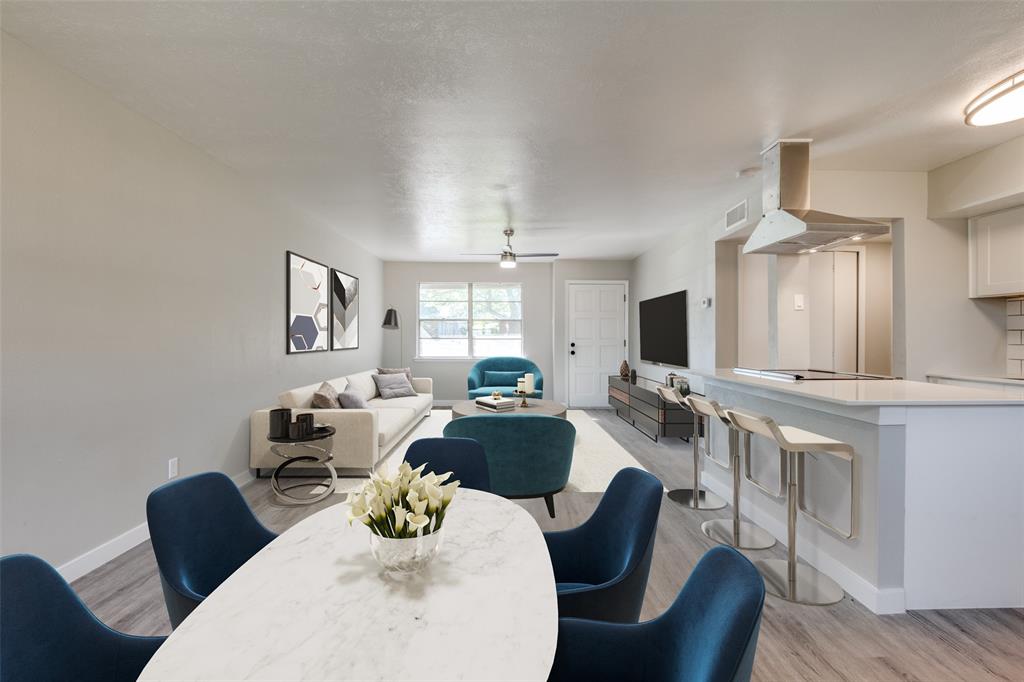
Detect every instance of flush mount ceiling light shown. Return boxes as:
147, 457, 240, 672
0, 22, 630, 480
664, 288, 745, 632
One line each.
965, 68, 1024, 126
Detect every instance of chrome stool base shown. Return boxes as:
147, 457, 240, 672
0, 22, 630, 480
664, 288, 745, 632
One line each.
701, 518, 776, 550
756, 559, 844, 606
667, 488, 727, 510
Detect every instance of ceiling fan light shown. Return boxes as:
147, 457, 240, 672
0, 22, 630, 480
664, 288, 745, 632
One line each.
965, 69, 1024, 126
500, 252, 517, 268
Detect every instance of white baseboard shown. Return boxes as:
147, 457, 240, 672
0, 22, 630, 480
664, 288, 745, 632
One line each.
59, 469, 257, 584
701, 474, 906, 615
232, 469, 256, 489
59, 521, 150, 583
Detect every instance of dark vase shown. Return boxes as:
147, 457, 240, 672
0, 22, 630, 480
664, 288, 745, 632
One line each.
629, 369, 637, 384
296, 412, 315, 437
269, 408, 291, 439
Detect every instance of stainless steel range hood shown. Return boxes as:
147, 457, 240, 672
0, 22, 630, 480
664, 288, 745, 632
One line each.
742, 140, 887, 255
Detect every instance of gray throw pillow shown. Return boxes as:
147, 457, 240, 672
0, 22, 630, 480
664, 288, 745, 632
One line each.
377, 367, 413, 382
372, 372, 418, 399
337, 390, 368, 409
311, 381, 340, 408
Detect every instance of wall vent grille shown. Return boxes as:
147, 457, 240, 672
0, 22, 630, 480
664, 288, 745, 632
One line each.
725, 200, 748, 231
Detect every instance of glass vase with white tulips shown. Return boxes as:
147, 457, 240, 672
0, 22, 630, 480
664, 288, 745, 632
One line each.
346, 462, 459, 573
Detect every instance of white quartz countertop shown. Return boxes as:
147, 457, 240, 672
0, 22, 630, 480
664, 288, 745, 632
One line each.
927, 373, 1024, 388
700, 370, 1024, 406
139, 489, 557, 681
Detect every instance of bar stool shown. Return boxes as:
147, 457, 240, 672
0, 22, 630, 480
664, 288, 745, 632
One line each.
684, 395, 775, 550
725, 407, 856, 606
655, 386, 726, 510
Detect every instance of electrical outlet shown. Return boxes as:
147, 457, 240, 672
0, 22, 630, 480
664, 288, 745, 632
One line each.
167, 457, 179, 480
794, 294, 806, 311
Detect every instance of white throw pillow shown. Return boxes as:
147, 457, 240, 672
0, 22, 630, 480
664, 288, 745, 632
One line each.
344, 371, 379, 402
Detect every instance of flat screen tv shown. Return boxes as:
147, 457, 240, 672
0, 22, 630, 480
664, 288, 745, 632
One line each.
639, 290, 688, 367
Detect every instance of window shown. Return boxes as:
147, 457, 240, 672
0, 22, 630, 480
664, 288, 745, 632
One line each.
418, 282, 523, 358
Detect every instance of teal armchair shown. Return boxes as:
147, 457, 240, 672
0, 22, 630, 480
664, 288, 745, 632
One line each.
443, 414, 573, 517
467, 357, 543, 398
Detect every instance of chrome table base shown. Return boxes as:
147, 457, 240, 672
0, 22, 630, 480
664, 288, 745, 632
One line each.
270, 443, 337, 506
667, 488, 727, 509
756, 559, 844, 606
701, 519, 776, 550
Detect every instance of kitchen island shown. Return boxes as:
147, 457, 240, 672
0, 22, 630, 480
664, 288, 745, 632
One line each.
683, 370, 1024, 614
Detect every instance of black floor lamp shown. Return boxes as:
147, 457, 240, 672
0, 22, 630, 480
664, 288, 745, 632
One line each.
382, 307, 401, 366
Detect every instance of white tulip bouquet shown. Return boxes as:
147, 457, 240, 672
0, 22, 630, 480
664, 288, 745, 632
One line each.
345, 461, 460, 539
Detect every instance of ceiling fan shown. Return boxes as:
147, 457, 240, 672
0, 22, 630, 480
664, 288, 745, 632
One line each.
461, 227, 560, 268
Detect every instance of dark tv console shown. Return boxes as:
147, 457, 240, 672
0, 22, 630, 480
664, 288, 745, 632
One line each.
607, 375, 694, 442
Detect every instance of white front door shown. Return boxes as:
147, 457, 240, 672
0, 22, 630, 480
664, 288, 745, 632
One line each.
568, 282, 627, 407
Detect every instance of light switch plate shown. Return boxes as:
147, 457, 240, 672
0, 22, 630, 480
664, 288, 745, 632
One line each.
168, 457, 179, 479
794, 294, 805, 311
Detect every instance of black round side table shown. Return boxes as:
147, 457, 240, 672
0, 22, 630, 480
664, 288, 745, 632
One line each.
267, 425, 337, 505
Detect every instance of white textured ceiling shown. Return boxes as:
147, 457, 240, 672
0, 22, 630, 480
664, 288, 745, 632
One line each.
4, 1, 1024, 261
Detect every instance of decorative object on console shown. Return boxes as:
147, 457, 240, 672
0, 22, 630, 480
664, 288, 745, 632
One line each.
629, 369, 637, 384
268, 408, 291, 439
286, 251, 329, 354
345, 462, 460, 574
330, 268, 359, 350
372, 372, 418, 399
311, 381, 340, 408
619, 360, 630, 379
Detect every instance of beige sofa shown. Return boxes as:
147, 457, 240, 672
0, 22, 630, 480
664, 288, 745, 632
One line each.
250, 370, 433, 474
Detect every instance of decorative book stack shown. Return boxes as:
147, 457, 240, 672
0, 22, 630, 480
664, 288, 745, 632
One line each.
475, 396, 516, 413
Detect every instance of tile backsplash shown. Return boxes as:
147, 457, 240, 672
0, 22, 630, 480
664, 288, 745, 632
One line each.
1009, 298, 1024, 377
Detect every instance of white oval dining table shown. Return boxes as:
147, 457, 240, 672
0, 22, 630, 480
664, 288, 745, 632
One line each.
139, 489, 558, 681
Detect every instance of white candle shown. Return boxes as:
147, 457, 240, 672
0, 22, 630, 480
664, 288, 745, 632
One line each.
524, 373, 535, 395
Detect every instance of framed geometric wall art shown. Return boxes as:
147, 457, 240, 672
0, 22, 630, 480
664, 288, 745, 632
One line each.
286, 251, 330, 354
331, 268, 359, 350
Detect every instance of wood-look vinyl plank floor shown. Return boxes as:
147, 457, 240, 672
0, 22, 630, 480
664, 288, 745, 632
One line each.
70, 408, 1024, 681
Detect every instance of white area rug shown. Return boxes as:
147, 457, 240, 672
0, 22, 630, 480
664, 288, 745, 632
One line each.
333, 410, 649, 495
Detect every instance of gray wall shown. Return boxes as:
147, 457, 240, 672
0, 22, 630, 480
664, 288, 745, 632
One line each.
1, 37, 384, 567
629, 209, 727, 379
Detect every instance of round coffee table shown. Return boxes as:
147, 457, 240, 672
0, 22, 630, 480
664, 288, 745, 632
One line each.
452, 398, 567, 419
267, 425, 337, 505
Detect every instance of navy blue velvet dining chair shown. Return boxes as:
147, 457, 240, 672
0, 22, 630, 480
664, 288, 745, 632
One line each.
146, 471, 277, 628
543, 467, 662, 623
0, 554, 165, 682
404, 437, 492, 492
548, 545, 766, 682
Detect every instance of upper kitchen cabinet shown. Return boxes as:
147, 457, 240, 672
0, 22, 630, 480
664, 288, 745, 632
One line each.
969, 205, 1024, 298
